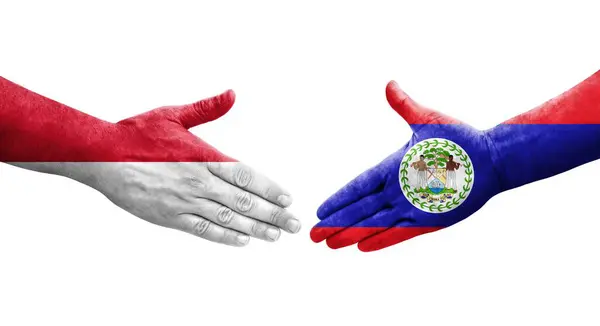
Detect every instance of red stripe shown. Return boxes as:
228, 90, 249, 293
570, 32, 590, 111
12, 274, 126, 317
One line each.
503, 70, 600, 124
0, 77, 235, 162
311, 226, 442, 251
326, 227, 387, 249
310, 227, 345, 243
358, 227, 441, 251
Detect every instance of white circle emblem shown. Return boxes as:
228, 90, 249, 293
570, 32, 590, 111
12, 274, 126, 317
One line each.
399, 138, 474, 213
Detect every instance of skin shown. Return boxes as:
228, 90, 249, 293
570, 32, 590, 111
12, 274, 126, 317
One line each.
2, 80, 301, 247
410, 156, 427, 171
311, 81, 500, 251
445, 156, 461, 171
314, 70, 600, 251
10, 161, 301, 247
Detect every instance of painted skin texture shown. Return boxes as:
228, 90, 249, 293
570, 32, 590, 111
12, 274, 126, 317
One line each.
0, 77, 301, 246
0, 76, 235, 162
312, 70, 600, 252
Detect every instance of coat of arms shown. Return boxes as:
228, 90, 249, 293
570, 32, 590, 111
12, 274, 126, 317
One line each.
399, 138, 474, 213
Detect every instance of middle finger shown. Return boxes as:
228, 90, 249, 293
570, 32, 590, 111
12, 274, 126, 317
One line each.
192, 198, 282, 242
206, 177, 301, 234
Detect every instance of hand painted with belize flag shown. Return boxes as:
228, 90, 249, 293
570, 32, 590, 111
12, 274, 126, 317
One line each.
0, 77, 301, 247
312, 70, 600, 252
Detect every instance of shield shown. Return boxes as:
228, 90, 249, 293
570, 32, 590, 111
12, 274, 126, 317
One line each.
427, 168, 447, 194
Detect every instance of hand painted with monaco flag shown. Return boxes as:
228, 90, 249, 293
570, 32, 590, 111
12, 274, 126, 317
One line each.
312, 70, 600, 252
0, 77, 300, 247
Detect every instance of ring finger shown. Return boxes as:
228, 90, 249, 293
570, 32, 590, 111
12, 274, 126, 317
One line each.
207, 177, 302, 234
192, 198, 282, 242
176, 213, 250, 247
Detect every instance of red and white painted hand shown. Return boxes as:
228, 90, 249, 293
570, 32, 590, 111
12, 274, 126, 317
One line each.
1, 78, 301, 246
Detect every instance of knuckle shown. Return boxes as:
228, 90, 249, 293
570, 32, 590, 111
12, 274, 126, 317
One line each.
270, 207, 284, 225
234, 165, 253, 188
262, 186, 273, 199
235, 192, 254, 212
216, 206, 235, 225
206, 161, 221, 174
250, 221, 267, 237
193, 219, 211, 237
191, 101, 209, 119
188, 176, 216, 196
188, 175, 208, 191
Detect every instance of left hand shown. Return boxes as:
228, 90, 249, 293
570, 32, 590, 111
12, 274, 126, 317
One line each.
311, 81, 502, 252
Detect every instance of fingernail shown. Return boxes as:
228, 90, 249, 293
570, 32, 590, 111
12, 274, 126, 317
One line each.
277, 194, 293, 207
237, 234, 250, 245
285, 219, 301, 233
265, 228, 281, 241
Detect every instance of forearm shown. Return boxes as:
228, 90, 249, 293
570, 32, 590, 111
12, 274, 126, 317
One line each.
486, 70, 600, 191
0, 77, 115, 164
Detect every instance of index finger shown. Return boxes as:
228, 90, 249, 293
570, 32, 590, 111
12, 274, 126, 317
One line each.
207, 162, 293, 207
316, 166, 385, 220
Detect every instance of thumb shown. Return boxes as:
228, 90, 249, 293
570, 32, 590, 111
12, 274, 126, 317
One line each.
175, 89, 236, 129
385, 81, 457, 129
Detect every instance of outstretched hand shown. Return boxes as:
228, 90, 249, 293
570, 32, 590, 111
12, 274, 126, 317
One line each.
311, 81, 501, 252
11, 90, 301, 246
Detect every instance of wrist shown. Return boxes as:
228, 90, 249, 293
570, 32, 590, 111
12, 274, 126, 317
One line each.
482, 129, 509, 193
50, 162, 115, 195
485, 70, 600, 191
1, 77, 117, 162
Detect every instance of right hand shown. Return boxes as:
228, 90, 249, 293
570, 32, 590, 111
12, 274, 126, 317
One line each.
82, 160, 299, 247
13, 90, 301, 247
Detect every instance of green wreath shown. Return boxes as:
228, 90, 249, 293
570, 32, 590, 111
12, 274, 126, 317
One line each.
400, 139, 473, 213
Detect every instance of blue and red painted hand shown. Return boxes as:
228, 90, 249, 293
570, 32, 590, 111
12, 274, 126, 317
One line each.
312, 71, 600, 252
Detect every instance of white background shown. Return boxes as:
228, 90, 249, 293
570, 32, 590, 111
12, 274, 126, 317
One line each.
1, 1, 600, 325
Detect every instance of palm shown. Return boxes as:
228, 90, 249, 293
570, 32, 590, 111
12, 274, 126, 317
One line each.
311, 81, 501, 252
